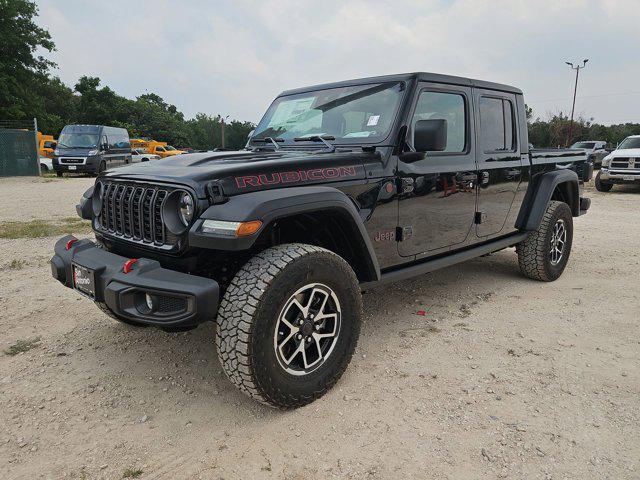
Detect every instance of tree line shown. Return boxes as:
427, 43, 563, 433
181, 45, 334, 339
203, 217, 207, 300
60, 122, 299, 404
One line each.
526, 107, 640, 148
1, 0, 639, 151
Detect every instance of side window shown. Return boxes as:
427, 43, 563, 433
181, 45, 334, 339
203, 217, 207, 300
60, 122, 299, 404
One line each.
480, 97, 516, 152
412, 91, 466, 152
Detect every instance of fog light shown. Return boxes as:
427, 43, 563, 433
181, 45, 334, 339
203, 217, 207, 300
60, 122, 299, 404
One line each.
145, 293, 157, 312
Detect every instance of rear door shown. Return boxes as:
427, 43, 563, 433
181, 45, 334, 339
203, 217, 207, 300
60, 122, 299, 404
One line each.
474, 90, 525, 237
397, 83, 477, 256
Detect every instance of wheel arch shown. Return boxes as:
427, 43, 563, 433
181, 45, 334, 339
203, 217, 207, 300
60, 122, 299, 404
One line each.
515, 169, 580, 231
189, 186, 380, 283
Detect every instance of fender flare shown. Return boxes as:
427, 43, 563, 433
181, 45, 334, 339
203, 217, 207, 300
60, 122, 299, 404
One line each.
515, 169, 580, 231
189, 186, 381, 281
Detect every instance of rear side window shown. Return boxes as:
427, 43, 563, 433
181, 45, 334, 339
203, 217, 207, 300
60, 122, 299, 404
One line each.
480, 97, 516, 152
412, 90, 466, 153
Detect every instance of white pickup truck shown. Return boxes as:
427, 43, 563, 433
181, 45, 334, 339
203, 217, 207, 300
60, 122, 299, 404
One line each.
131, 148, 161, 163
570, 140, 609, 167
596, 135, 640, 191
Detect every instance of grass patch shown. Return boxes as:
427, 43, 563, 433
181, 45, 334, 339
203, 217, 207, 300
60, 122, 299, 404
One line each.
0, 218, 92, 239
8, 259, 26, 270
5, 337, 41, 356
122, 467, 143, 478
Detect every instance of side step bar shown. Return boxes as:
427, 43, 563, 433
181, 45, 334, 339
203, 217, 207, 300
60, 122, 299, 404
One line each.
361, 232, 528, 290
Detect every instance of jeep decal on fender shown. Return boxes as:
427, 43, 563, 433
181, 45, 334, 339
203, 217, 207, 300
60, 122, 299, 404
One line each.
235, 166, 358, 189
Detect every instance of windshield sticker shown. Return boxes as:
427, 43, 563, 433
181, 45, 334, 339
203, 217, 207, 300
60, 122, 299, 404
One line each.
367, 115, 380, 127
270, 97, 316, 128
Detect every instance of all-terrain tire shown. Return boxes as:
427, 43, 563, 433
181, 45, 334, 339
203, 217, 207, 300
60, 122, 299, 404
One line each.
594, 171, 613, 192
516, 200, 573, 281
95, 301, 149, 328
216, 243, 362, 409
56, 170, 63, 177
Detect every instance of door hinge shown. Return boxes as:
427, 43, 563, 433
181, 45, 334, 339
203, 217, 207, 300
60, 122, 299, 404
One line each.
396, 225, 413, 241
475, 212, 486, 224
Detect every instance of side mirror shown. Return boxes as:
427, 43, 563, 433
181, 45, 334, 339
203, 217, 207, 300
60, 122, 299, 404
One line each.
414, 119, 447, 152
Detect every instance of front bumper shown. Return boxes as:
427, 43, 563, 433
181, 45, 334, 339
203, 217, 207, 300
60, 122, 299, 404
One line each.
53, 156, 99, 174
600, 168, 640, 183
51, 235, 219, 327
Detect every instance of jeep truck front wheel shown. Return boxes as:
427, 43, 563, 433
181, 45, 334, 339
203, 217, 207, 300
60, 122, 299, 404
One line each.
216, 243, 362, 408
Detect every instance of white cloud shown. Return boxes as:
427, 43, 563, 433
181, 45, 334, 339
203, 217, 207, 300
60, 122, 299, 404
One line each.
37, 0, 640, 124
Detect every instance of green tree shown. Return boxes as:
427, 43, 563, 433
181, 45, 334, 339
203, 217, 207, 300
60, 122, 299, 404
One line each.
0, 0, 55, 120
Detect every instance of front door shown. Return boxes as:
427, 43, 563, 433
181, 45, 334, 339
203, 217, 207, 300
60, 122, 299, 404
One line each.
397, 84, 477, 257
474, 90, 525, 237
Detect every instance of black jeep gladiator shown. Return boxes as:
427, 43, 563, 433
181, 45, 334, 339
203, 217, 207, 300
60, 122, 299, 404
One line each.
51, 72, 592, 408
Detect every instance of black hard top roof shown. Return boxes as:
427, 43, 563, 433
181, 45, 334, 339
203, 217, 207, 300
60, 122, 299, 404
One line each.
280, 72, 522, 96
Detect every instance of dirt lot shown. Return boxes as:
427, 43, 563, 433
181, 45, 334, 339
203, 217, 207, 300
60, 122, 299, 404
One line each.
1, 176, 638, 480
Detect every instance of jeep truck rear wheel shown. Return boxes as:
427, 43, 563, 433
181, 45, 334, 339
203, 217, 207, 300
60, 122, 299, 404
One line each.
516, 200, 573, 281
216, 243, 362, 408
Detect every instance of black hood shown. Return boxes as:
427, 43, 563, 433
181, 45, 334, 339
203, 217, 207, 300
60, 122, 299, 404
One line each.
102, 149, 376, 198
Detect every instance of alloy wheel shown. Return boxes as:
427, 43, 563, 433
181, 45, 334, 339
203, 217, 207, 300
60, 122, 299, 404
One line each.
273, 283, 341, 376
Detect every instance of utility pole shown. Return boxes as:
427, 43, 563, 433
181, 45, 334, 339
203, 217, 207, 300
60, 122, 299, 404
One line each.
220, 115, 229, 150
565, 59, 588, 146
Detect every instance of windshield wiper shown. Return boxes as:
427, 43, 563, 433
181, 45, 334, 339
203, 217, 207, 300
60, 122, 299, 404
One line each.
293, 135, 336, 152
252, 137, 284, 150
57, 142, 70, 148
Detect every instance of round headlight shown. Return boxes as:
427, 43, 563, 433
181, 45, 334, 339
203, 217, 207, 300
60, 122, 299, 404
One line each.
92, 181, 103, 217
178, 192, 194, 226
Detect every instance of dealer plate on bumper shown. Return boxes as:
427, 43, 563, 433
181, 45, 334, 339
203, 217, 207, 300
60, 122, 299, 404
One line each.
73, 264, 96, 299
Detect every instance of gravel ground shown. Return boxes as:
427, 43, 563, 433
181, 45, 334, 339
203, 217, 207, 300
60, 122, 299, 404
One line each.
0, 177, 638, 479
0, 176, 94, 222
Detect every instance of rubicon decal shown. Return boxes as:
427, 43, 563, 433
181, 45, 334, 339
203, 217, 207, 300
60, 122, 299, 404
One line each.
235, 166, 357, 189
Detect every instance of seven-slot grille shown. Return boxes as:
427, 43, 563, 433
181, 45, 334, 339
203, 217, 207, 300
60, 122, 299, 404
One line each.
97, 181, 178, 248
610, 157, 640, 169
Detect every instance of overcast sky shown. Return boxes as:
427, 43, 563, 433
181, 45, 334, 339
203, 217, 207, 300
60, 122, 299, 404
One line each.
37, 0, 640, 125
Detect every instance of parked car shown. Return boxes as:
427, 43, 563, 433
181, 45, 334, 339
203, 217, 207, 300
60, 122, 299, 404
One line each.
130, 139, 185, 158
39, 156, 52, 172
131, 148, 160, 163
52, 72, 591, 408
570, 140, 609, 167
53, 125, 132, 176
595, 135, 640, 191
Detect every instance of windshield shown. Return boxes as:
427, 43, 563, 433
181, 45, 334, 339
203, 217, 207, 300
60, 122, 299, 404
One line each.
571, 142, 595, 149
252, 82, 404, 145
57, 133, 99, 149
618, 137, 640, 149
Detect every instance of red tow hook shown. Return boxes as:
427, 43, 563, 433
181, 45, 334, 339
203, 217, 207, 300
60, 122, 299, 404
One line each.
65, 238, 78, 250
123, 258, 138, 274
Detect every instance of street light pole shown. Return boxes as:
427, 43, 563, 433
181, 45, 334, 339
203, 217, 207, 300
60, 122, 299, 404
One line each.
220, 115, 229, 150
565, 59, 588, 146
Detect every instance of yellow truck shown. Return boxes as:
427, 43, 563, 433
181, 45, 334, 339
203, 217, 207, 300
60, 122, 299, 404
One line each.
37, 132, 57, 158
129, 138, 184, 158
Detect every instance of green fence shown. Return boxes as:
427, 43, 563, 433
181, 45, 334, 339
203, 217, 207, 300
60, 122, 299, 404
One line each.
0, 119, 40, 177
